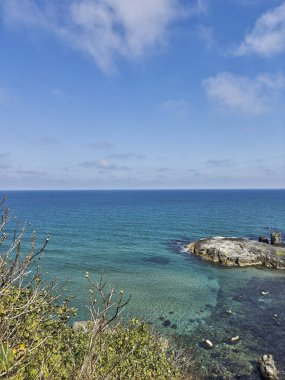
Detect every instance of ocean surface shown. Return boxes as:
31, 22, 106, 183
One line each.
2, 189, 285, 379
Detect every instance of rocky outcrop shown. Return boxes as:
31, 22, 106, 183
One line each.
185, 237, 285, 269
259, 354, 279, 380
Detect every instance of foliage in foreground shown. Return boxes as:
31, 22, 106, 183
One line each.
77, 318, 180, 380
0, 200, 187, 380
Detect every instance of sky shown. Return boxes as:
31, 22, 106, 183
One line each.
0, 0, 284, 190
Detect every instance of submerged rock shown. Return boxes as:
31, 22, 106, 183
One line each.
185, 237, 285, 269
202, 339, 213, 349
229, 335, 240, 343
259, 354, 279, 380
162, 319, 171, 327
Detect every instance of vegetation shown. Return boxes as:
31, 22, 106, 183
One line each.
0, 199, 193, 379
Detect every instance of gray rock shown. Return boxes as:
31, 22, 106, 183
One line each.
259, 236, 269, 244
271, 231, 282, 246
259, 354, 279, 380
72, 320, 92, 333
72, 320, 100, 333
202, 339, 213, 349
185, 237, 285, 269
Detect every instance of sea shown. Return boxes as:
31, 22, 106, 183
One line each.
2, 189, 285, 379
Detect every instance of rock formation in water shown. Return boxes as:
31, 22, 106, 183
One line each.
271, 231, 282, 246
185, 237, 285, 269
258, 354, 279, 380
259, 236, 269, 244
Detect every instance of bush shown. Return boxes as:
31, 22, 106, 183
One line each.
0, 202, 86, 379
76, 318, 180, 380
0, 285, 85, 379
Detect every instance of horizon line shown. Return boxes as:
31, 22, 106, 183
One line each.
1, 188, 285, 192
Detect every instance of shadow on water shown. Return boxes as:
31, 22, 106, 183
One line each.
142, 256, 171, 265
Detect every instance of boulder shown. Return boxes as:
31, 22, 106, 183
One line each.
202, 339, 213, 349
185, 237, 285, 269
229, 336, 240, 343
259, 354, 279, 380
72, 320, 101, 333
259, 236, 269, 244
72, 320, 93, 333
271, 232, 282, 246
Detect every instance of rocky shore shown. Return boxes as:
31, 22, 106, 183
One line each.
185, 234, 285, 269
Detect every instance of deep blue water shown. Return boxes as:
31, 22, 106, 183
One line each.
2, 190, 285, 379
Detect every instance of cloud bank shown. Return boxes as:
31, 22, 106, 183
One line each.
1, 0, 192, 72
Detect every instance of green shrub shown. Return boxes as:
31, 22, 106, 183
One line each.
77, 318, 180, 380
0, 283, 86, 379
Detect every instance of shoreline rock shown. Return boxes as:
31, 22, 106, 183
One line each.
185, 237, 285, 269
259, 354, 279, 380
271, 231, 282, 246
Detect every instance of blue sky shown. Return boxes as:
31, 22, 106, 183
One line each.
0, 0, 284, 189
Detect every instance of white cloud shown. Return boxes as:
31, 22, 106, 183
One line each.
79, 159, 130, 171
80, 159, 116, 169
203, 72, 285, 115
1, 0, 194, 72
162, 98, 191, 117
235, 2, 285, 57
108, 153, 145, 160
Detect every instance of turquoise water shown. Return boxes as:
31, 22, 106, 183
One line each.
2, 190, 285, 379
